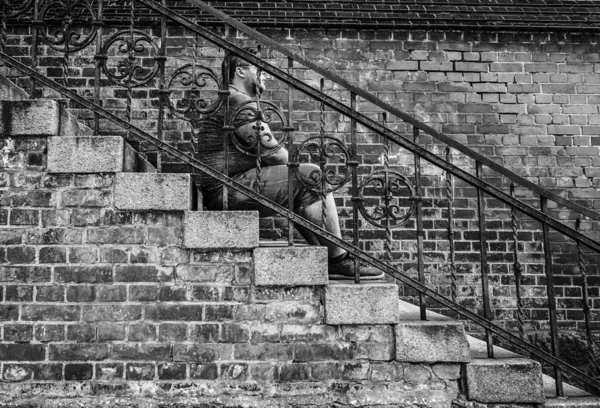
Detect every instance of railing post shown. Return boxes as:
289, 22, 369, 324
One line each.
155, 0, 167, 172
446, 147, 457, 302
510, 184, 525, 340
414, 127, 426, 321
286, 56, 295, 246
541, 196, 563, 397
30, 0, 40, 98
577, 218, 597, 377
476, 161, 494, 358
350, 92, 360, 283
221, 49, 231, 210
93, 0, 104, 135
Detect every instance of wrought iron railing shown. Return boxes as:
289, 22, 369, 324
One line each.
1, 0, 599, 396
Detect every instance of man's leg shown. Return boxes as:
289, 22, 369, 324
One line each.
297, 193, 346, 259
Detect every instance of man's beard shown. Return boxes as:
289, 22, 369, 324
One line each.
253, 80, 265, 96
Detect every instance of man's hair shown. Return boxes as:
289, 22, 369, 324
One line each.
222, 47, 259, 84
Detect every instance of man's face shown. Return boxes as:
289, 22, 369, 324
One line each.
239, 64, 266, 96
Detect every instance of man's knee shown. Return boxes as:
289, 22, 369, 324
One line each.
296, 163, 322, 186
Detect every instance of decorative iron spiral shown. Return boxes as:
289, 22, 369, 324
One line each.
99, 28, 159, 88
357, 170, 417, 228
227, 99, 288, 158
1, 0, 34, 19
38, 0, 97, 53
291, 136, 352, 194
164, 63, 223, 123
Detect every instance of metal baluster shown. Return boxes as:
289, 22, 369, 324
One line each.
577, 218, 597, 377
383, 113, 392, 265
93, 0, 104, 135
476, 161, 494, 357
61, 0, 72, 89
541, 196, 563, 396
510, 183, 525, 340
414, 127, 426, 320
350, 92, 360, 283
154, 0, 167, 171
253, 76, 263, 193
318, 78, 327, 228
446, 147, 457, 302
1, 0, 7, 56
30, 0, 39, 97
286, 57, 295, 246
221, 49, 231, 210
126, 0, 135, 139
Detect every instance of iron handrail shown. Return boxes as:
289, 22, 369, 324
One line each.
140, 0, 600, 254
1, 49, 598, 394
176, 0, 600, 224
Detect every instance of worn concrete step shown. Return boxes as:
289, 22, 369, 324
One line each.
0, 74, 30, 100
0, 99, 92, 137
325, 282, 400, 325
48, 136, 155, 174
254, 246, 328, 286
395, 321, 471, 363
466, 358, 544, 404
183, 211, 259, 249
114, 173, 192, 211
545, 396, 600, 407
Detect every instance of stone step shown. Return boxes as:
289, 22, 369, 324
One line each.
48, 136, 155, 174
183, 211, 259, 249
395, 321, 471, 363
114, 173, 192, 211
545, 396, 600, 407
325, 282, 400, 325
254, 246, 328, 286
0, 74, 30, 100
465, 358, 544, 404
0, 99, 92, 137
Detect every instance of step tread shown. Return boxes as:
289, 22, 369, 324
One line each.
545, 396, 600, 407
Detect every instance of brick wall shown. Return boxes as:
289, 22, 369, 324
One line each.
3, 24, 600, 341
0, 131, 463, 405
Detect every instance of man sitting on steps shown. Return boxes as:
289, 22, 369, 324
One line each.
197, 48, 383, 281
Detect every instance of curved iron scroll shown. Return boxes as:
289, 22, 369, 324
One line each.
38, 0, 98, 53
358, 170, 417, 228
2, 0, 34, 18
226, 99, 288, 158
164, 63, 223, 123
99, 28, 159, 88
291, 135, 351, 194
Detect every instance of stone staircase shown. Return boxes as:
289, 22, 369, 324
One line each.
1, 75, 598, 407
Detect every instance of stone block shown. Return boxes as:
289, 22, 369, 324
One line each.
324, 283, 399, 325
47, 136, 125, 173
466, 358, 544, 404
0, 75, 29, 100
395, 321, 471, 363
254, 247, 328, 286
183, 211, 259, 249
114, 173, 191, 211
0, 100, 60, 136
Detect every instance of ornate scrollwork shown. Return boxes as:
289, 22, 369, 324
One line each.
227, 99, 288, 158
99, 29, 159, 88
358, 170, 417, 228
38, 0, 98, 53
1, 0, 34, 19
164, 63, 223, 123
291, 135, 352, 194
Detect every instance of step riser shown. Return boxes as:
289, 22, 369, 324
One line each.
466, 358, 544, 404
